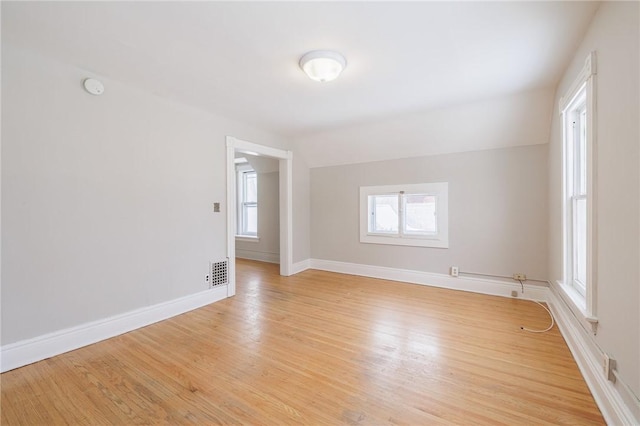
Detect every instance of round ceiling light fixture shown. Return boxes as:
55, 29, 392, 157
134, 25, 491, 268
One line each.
299, 50, 347, 83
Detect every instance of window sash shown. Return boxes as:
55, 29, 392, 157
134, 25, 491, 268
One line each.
237, 170, 257, 236
241, 202, 258, 236
367, 192, 438, 238
369, 194, 399, 235
402, 193, 437, 236
572, 103, 587, 198
243, 172, 257, 203
571, 194, 587, 296
360, 182, 448, 249
563, 86, 589, 299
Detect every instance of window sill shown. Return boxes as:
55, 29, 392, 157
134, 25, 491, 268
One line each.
556, 280, 598, 334
360, 234, 448, 249
236, 235, 260, 243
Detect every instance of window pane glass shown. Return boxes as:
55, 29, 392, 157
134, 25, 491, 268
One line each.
370, 195, 398, 233
579, 108, 587, 195
245, 173, 257, 203
245, 205, 257, 234
574, 198, 587, 293
403, 194, 437, 234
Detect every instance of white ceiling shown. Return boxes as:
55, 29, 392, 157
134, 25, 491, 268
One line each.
3, 1, 598, 138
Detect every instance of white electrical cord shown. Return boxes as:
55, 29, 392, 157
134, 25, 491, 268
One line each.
506, 279, 639, 404
518, 280, 555, 333
456, 271, 555, 333
520, 300, 555, 333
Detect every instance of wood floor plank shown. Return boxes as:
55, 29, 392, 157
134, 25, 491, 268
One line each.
1, 259, 605, 425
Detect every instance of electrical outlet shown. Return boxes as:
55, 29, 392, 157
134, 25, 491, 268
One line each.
603, 354, 616, 382
513, 273, 527, 281
511, 290, 518, 297
450, 266, 459, 277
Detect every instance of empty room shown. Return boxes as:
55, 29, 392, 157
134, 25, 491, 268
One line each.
1, 1, 638, 425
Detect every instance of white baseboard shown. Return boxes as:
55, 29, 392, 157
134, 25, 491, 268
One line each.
1, 285, 228, 373
291, 259, 310, 275
236, 249, 279, 264
309, 258, 548, 301
548, 286, 639, 425
3, 257, 637, 425
307, 258, 639, 424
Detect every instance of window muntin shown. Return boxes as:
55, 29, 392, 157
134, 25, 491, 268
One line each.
360, 183, 448, 248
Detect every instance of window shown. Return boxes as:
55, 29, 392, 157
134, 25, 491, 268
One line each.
565, 91, 587, 296
560, 51, 596, 317
237, 169, 257, 237
360, 182, 448, 248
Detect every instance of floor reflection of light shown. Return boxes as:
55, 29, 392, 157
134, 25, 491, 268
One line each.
371, 320, 439, 357
243, 278, 263, 344
367, 312, 441, 386
408, 332, 440, 358
359, 320, 441, 399
371, 322, 399, 348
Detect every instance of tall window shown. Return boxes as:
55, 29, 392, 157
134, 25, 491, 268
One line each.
565, 89, 587, 296
561, 51, 596, 317
238, 170, 257, 236
360, 182, 448, 248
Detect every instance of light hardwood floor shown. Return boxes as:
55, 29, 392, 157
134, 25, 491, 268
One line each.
2, 259, 604, 425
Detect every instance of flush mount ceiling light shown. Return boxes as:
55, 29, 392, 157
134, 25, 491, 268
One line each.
299, 50, 347, 82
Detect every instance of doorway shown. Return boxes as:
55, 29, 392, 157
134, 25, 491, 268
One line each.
225, 136, 293, 297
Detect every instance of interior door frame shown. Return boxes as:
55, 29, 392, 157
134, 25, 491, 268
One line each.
225, 136, 293, 297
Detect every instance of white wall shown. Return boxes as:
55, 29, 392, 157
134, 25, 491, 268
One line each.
292, 155, 311, 264
548, 0, 639, 405
294, 87, 554, 168
311, 145, 548, 280
1, 45, 289, 345
236, 170, 280, 263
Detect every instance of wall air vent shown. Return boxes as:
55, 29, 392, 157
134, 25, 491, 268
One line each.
210, 259, 229, 288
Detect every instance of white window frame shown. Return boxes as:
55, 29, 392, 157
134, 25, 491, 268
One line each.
566, 92, 587, 297
559, 51, 597, 328
236, 166, 258, 238
360, 182, 449, 248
